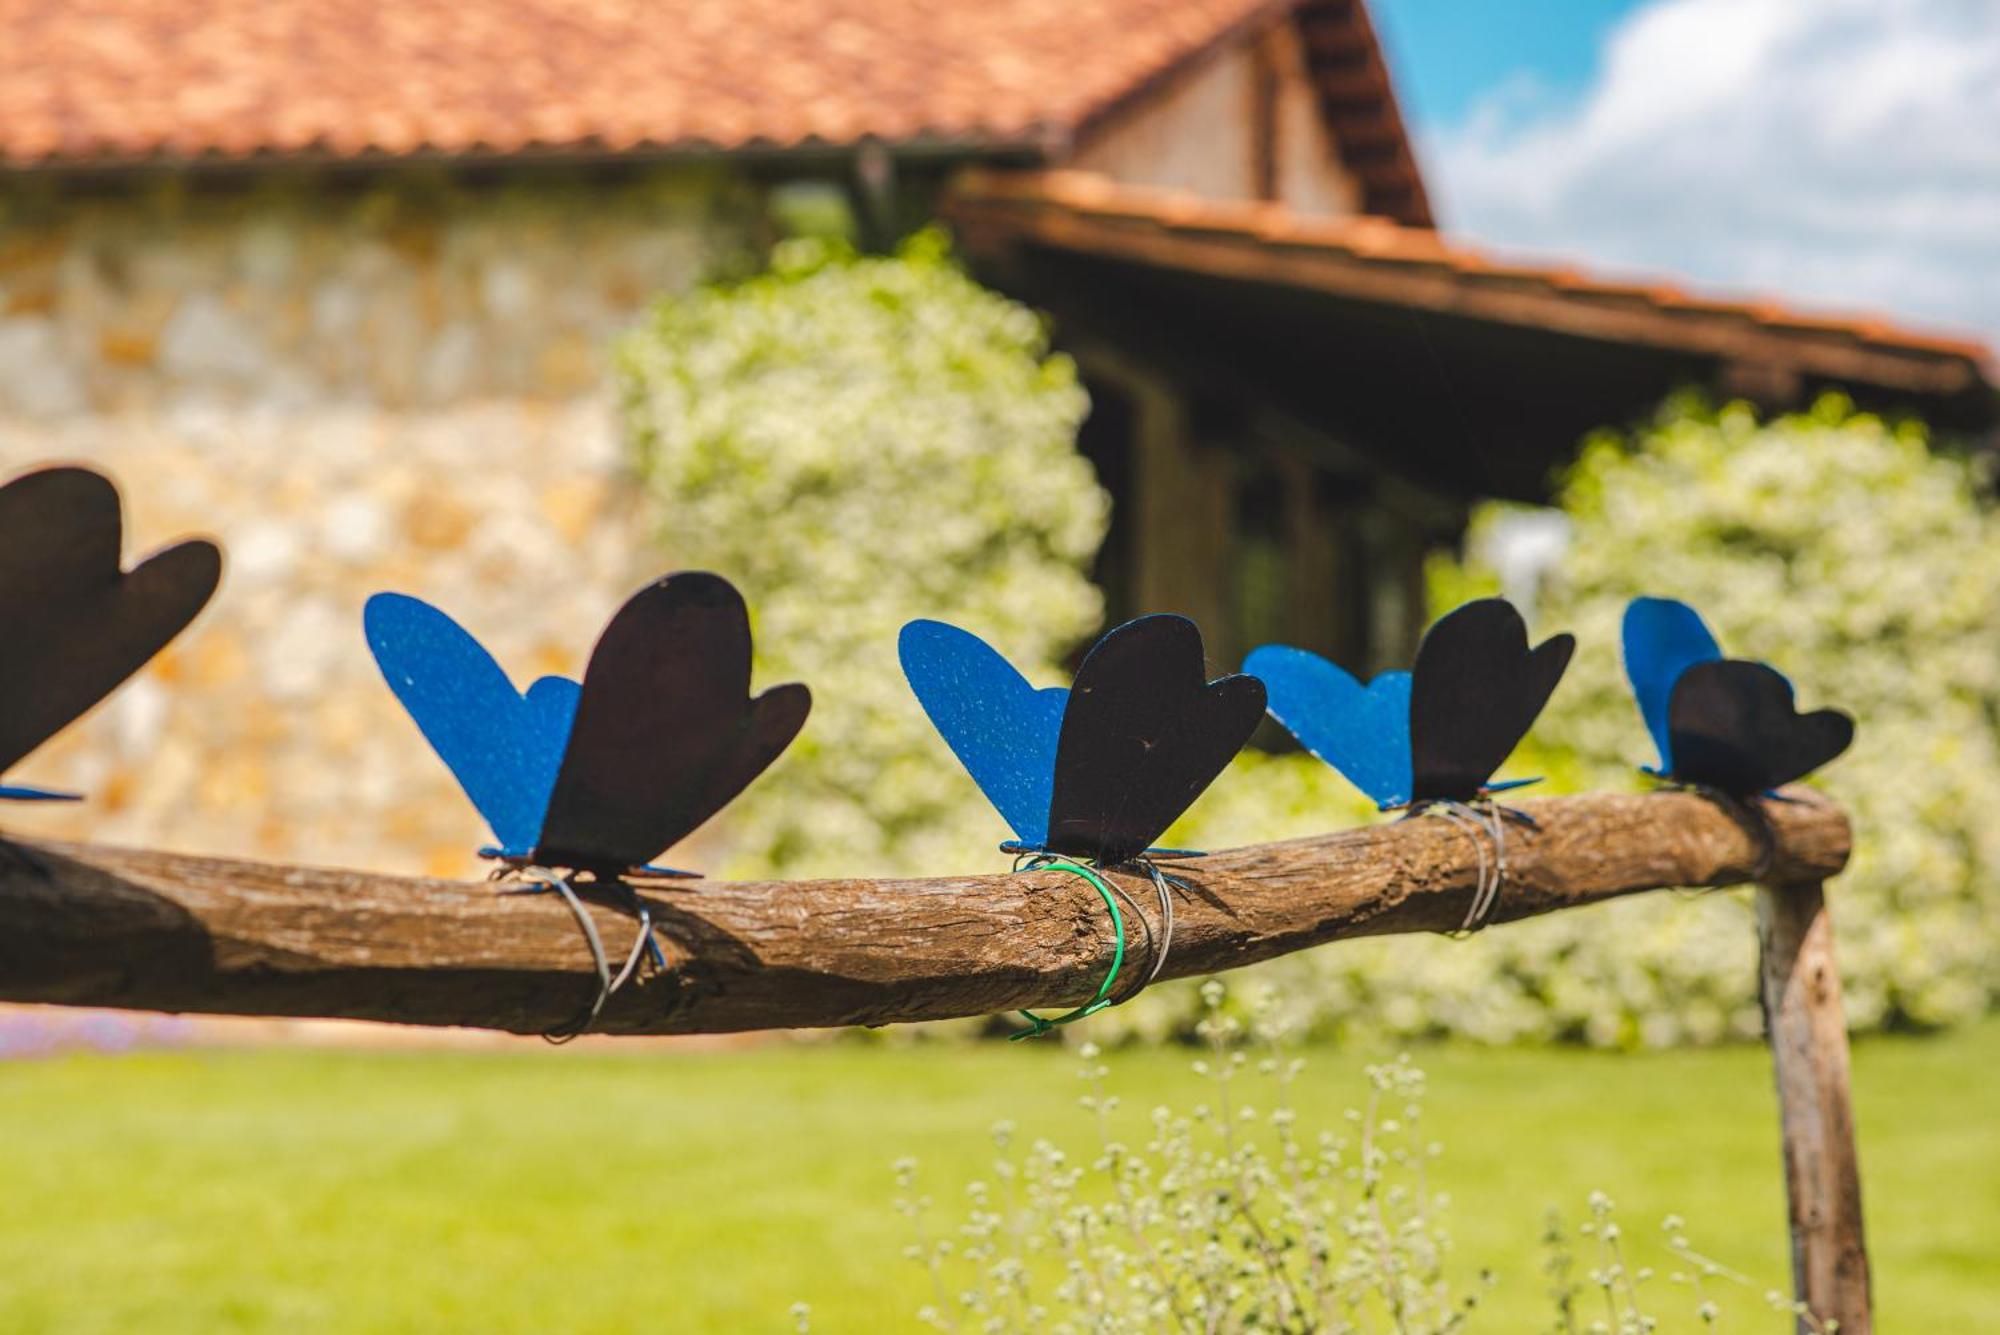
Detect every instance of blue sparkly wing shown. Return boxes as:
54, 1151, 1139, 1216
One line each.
898, 620, 1067, 847
364, 593, 579, 857
510, 677, 582, 853
1244, 644, 1413, 809
0, 784, 79, 801
1621, 597, 1723, 773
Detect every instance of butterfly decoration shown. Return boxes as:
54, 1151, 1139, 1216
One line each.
899, 614, 1266, 866
1621, 596, 1853, 796
1247, 598, 1574, 811
0, 465, 221, 802
366, 571, 811, 876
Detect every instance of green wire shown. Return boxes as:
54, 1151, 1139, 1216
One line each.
1011, 859, 1125, 1041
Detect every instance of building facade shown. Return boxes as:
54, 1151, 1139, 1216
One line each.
0, 0, 1989, 872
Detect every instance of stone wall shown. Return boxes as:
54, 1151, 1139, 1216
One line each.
0, 166, 759, 876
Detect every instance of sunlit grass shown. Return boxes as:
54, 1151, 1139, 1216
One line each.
0, 1019, 1991, 1331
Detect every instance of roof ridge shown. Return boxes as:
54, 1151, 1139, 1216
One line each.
0, 0, 1427, 190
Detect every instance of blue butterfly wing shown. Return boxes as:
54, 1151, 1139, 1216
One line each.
1622, 598, 1722, 772
364, 593, 579, 856
1244, 645, 1413, 808
898, 619, 1066, 847
515, 675, 582, 853
523, 676, 581, 765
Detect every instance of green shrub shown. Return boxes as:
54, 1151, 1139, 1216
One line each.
1115, 394, 2000, 1047
626, 245, 1996, 1046
618, 231, 1107, 877
1518, 393, 2000, 1036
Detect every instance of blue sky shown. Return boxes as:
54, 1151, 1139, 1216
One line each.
1364, 0, 2000, 346
1372, 0, 1643, 128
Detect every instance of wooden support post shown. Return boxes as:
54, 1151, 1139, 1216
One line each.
1757, 879, 1871, 1334
1278, 453, 1345, 660
1130, 379, 1237, 663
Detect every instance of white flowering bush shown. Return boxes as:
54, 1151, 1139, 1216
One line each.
1110, 395, 2000, 1047
1518, 393, 2000, 1038
627, 257, 1995, 1045
619, 231, 1107, 877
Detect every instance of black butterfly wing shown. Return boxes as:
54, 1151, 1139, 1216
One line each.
0, 467, 123, 606
1408, 598, 1574, 804
1045, 614, 1266, 865
534, 572, 810, 872
0, 467, 221, 774
1667, 660, 1853, 795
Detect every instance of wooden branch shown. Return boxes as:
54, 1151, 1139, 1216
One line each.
1757, 880, 1872, 1334
0, 788, 1848, 1037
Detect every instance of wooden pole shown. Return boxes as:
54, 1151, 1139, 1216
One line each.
1757, 879, 1871, 1334
0, 788, 1847, 1037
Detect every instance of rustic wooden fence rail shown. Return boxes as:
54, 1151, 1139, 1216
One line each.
0, 787, 1865, 1332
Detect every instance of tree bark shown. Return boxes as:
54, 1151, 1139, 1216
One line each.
1757, 879, 1871, 1334
0, 787, 1848, 1037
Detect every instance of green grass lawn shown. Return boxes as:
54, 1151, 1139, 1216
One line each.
0, 1020, 1993, 1332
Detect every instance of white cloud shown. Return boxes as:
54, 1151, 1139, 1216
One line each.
1425, 0, 2000, 346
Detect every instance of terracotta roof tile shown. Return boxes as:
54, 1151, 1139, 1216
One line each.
949, 169, 1998, 394
0, 0, 1295, 167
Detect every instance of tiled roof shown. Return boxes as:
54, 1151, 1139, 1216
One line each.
0, 0, 1300, 167
948, 169, 1997, 397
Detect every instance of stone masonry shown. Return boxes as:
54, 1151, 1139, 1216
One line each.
0, 165, 758, 876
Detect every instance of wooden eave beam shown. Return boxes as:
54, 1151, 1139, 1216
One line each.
951, 195, 1988, 398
